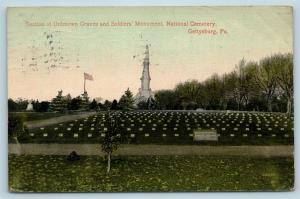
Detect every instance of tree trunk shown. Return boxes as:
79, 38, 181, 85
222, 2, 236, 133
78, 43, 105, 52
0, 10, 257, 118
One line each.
267, 99, 272, 112
286, 98, 292, 114
106, 152, 111, 173
13, 137, 22, 155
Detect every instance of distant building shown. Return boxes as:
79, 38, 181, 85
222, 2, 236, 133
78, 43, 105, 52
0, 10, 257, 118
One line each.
134, 45, 154, 105
26, 101, 33, 111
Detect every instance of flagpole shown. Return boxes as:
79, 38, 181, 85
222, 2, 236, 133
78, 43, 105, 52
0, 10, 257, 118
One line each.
84, 74, 86, 93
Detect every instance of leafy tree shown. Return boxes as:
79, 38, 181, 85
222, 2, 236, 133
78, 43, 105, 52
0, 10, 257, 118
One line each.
203, 74, 225, 110
103, 100, 112, 111
155, 90, 181, 110
89, 99, 99, 111
137, 100, 148, 110
39, 101, 50, 112
118, 88, 134, 110
101, 112, 121, 173
110, 99, 118, 110
8, 98, 18, 112
175, 80, 202, 110
8, 114, 27, 144
68, 97, 82, 110
32, 100, 40, 111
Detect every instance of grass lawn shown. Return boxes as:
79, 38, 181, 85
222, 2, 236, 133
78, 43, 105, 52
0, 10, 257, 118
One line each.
9, 155, 294, 192
9, 112, 75, 122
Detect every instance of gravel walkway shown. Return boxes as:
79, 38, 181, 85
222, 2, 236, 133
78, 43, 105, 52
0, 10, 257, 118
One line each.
8, 144, 293, 157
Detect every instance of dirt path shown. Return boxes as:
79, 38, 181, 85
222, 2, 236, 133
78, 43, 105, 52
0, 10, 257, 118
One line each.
24, 112, 97, 129
8, 144, 293, 157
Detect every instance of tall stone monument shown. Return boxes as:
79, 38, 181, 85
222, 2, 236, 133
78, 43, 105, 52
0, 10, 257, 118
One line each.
134, 45, 154, 105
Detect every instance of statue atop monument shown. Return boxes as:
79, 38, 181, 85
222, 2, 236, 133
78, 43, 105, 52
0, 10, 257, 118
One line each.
134, 45, 154, 105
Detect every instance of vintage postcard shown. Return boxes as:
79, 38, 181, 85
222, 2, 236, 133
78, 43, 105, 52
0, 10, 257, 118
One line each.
8, 7, 294, 192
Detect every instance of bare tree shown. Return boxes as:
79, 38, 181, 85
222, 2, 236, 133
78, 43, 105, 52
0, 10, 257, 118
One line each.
254, 56, 278, 112
273, 53, 293, 114
101, 112, 121, 173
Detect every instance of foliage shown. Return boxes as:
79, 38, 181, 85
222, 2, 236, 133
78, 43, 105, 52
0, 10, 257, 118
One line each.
68, 97, 82, 110
153, 53, 293, 113
8, 98, 29, 112
103, 100, 112, 111
101, 112, 121, 173
110, 100, 118, 110
8, 114, 27, 143
89, 99, 99, 111
155, 90, 181, 110
118, 88, 134, 111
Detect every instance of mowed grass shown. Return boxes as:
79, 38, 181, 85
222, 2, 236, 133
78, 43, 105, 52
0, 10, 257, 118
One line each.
17, 111, 294, 145
9, 155, 294, 192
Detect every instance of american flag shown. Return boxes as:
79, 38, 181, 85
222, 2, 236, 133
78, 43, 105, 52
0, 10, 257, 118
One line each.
84, 72, 94, 81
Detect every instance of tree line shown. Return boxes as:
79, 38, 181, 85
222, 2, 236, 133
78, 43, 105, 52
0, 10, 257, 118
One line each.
8, 53, 293, 113
154, 53, 293, 113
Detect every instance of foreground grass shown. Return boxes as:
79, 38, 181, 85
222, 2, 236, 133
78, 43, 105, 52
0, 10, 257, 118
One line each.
9, 155, 294, 192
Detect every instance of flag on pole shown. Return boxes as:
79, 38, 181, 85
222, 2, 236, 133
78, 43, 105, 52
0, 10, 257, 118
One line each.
84, 72, 94, 81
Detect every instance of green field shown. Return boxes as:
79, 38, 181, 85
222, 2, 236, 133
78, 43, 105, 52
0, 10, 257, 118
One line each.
9, 155, 294, 192
15, 111, 294, 145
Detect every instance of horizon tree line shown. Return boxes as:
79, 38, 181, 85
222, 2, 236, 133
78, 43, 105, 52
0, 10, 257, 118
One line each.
8, 53, 293, 114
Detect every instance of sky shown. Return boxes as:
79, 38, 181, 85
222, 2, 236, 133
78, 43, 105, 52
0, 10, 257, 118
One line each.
7, 6, 293, 101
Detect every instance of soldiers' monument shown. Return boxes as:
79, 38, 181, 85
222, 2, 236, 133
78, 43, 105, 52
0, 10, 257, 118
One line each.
134, 45, 154, 105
